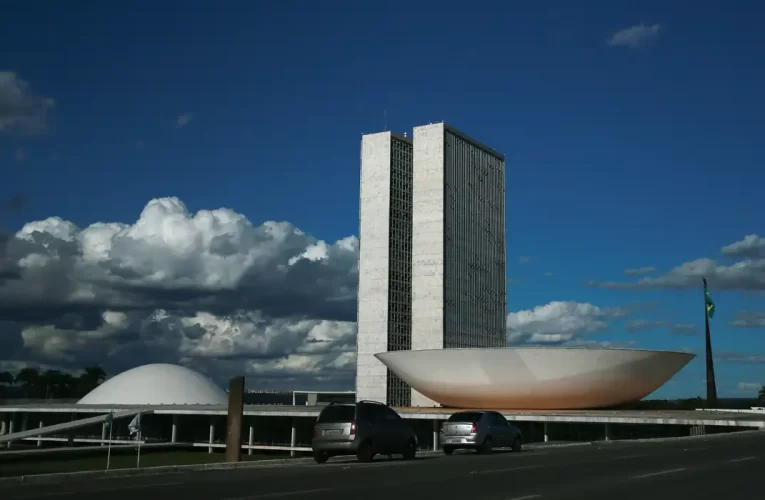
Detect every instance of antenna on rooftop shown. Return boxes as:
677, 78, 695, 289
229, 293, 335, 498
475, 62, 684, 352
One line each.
384, 109, 387, 132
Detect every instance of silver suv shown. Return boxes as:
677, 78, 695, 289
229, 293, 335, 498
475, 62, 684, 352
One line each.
311, 400, 418, 463
441, 410, 522, 455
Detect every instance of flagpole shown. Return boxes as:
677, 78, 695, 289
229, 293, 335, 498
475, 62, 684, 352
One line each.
106, 421, 113, 471
703, 277, 718, 407
136, 429, 142, 468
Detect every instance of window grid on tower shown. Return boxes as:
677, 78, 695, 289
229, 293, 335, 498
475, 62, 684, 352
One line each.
386, 136, 413, 407
442, 128, 506, 350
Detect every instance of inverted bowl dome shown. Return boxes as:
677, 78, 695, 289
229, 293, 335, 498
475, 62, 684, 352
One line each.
375, 347, 695, 410
77, 363, 228, 406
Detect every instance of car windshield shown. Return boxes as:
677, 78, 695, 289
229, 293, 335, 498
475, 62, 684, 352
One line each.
317, 405, 356, 423
447, 412, 483, 423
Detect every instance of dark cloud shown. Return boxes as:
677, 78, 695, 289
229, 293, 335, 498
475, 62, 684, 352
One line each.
4, 195, 30, 212
0, 72, 55, 135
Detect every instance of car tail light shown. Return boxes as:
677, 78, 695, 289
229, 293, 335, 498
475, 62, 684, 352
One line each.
350, 420, 357, 435
470, 423, 478, 434
313, 423, 319, 437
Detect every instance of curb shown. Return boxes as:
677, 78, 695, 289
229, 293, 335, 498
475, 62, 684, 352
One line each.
626, 428, 765, 444
0, 456, 318, 485
0, 441, 591, 486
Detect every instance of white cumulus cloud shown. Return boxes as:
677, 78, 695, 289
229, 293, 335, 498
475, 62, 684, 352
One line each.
0, 197, 359, 389
506, 300, 628, 345
585, 234, 765, 291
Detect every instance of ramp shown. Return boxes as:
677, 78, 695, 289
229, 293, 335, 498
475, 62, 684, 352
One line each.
0, 409, 144, 444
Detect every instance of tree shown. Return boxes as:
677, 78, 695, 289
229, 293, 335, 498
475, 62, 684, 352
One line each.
76, 366, 107, 396
0, 371, 13, 399
759, 385, 765, 406
81, 366, 106, 385
41, 369, 65, 399
3, 366, 107, 399
14, 367, 40, 398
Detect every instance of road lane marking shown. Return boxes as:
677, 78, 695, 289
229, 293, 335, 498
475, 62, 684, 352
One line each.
631, 467, 687, 480
9, 481, 188, 499
612, 454, 646, 460
506, 495, 542, 500
225, 488, 331, 500
727, 456, 757, 463
470, 464, 544, 475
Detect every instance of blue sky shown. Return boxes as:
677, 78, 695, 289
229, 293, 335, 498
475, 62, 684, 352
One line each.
1, 1, 764, 399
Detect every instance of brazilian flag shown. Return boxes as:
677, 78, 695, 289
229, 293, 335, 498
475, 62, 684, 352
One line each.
704, 282, 715, 319
104, 411, 114, 428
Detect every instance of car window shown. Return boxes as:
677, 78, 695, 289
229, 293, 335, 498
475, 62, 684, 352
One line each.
495, 413, 509, 426
488, 413, 506, 426
317, 405, 355, 423
359, 403, 384, 421
447, 412, 483, 423
356, 404, 373, 421
380, 406, 400, 421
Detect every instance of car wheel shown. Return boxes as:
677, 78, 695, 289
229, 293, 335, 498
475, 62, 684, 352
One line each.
478, 437, 493, 454
443, 446, 454, 456
357, 440, 375, 463
402, 439, 417, 460
512, 437, 522, 453
313, 451, 329, 464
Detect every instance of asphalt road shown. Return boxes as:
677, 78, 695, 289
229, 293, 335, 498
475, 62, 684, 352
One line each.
4, 431, 764, 500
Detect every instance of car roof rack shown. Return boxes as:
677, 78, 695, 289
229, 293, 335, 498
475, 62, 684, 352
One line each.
357, 400, 387, 406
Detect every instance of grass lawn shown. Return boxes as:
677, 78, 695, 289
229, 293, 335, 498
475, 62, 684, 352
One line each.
0, 448, 293, 478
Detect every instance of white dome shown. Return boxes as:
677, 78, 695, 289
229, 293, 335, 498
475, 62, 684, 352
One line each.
77, 363, 228, 406
376, 347, 695, 410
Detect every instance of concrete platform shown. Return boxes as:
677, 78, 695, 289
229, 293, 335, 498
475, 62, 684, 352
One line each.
2, 403, 764, 428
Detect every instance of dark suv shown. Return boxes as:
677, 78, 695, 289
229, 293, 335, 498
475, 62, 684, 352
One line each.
311, 400, 418, 463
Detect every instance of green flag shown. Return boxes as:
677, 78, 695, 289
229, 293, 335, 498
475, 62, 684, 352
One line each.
104, 411, 114, 428
704, 282, 715, 319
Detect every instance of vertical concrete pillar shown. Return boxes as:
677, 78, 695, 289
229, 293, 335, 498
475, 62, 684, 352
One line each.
248, 425, 254, 456
7, 419, 14, 448
432, 420, 439, 451
171, 417, 178, 443
290, 418, 297, 458
690, 424, 706, 436
604, 423, 612, 442
67, 412, 75, 447
208, 420, 215, 454
543, 422, 549, 443
225, 376, 245, 463
101, 422, 107, 446
0, 420, 5, 435
37, 421, 43, 447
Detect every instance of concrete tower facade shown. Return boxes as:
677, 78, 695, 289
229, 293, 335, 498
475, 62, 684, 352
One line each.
355, 123, 506, 408
410, 123, 507, 407
355, 131, 414, 407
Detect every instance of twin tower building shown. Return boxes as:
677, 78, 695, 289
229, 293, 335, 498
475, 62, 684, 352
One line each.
355, 122, 508, 408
